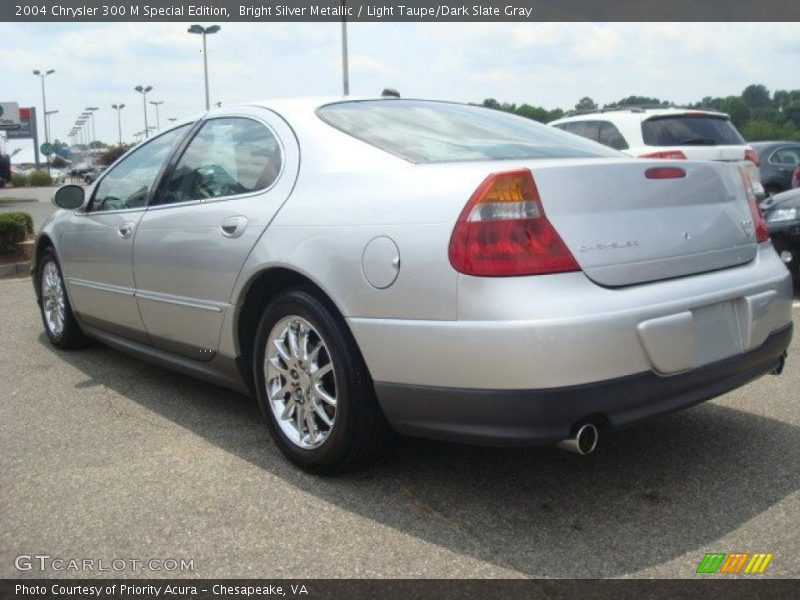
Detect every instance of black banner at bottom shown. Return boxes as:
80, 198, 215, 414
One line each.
2, 579, 800, 600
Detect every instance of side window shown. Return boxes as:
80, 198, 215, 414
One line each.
563, 120, 602, 143
158, 117, 282, 205
771, 147, 800, 166
91, 125, 190, 212
598, 121, 629, 150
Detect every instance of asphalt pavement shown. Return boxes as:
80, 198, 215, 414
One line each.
1, 186, 800, 579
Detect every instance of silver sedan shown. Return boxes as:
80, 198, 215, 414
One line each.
33, 98, 794, 472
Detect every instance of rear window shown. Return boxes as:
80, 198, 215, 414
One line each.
641, 115, 745, 146
317, 100, 620, 163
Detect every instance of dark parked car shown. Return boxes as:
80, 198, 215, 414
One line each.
751, 141, 800, 196
761, 187, 800, 287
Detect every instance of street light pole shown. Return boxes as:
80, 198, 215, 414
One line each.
45, 110, 58, 145
149, 100, 164, 130
134, 85, 153, 138
112, 104, 125, 145
33, 68, 55, 173
188, 24, 221, 110
85, 107, 99, 146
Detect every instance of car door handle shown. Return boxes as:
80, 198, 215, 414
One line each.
220, 216, 248, 239
117, 222, 136, 238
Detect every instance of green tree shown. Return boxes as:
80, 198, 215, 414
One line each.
742, 84, 771, 109
612, 96, 670, 108
774, 90, 792, 111
717, 97, 750, 129
740, 120, 800, 142
575, 97, 598, 111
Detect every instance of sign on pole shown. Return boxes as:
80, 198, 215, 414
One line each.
0, 102, 21, 129
5, 107, 34, 140
40, 143, 54, 156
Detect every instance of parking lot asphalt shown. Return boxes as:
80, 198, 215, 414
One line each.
1, 276, 799, 579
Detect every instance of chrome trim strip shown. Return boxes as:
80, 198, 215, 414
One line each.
135, 290, 225, 313
67, 278, 135, 297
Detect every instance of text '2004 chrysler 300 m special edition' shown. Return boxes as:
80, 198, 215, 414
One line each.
33, 98, 793, 472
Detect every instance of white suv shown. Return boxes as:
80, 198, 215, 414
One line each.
550, 107, 764, 197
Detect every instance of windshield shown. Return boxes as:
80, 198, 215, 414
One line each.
641, 115, 745, 146
317, 100, 621, 163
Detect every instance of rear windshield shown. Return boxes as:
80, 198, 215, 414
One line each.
317, 100, 620, 163
641, 115, 745, 146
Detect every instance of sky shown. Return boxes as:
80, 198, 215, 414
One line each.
2, 21, 800, 155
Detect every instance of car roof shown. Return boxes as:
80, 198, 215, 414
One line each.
551, 107, 729, 125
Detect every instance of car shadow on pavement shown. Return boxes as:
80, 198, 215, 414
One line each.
40, 333, 800, 578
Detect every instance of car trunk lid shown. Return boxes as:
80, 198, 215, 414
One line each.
527, 159, 758, 286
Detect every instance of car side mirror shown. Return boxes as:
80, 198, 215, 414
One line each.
53, 185, 85, 210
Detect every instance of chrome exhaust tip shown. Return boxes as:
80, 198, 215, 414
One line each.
771, 351, 787, 375
557, 423, 599, 456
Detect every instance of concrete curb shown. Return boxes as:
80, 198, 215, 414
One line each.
0, 261, 31, 279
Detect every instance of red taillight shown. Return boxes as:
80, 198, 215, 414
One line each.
645, 167, 686, 179
448, 169, 579, 277
639, 150, 687, 160
738, 166, 769, 243
793, 167, 800, 189
744, 148, 760, 167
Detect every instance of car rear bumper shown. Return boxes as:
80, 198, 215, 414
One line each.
374, 323, 792, 445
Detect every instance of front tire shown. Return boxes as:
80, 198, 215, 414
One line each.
253, 289, 389, 473
37, 248, 89, 350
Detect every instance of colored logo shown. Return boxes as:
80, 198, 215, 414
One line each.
696, 552, 773, 574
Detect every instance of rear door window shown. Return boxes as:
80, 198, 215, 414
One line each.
558, 121, 601, 142
641, 115, 745, 146
157, 117, 282, 205
770, 146, 800, 166
598, 122, 629, 150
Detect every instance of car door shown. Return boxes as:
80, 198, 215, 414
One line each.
770, 146, 800, 190
132, 107, 299, 360
59, 125, 191, 342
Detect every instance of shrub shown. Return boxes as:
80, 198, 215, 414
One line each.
0, 214, 26, 254
10, 172, 28, 187
4, 212, 34, 234
28, 170, 53, 186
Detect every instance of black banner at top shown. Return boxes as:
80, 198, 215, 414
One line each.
3, 0, 800, 22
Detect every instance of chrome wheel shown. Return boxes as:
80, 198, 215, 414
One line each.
41, 261, 66, 338
264, 316, 337, 449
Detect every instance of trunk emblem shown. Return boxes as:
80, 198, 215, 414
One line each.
578, 240, 639, 253
740, 220, 755, 238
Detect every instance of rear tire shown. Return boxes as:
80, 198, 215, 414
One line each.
253, 289, 389, 473
37, 248, 89, 350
